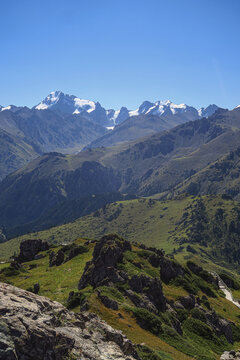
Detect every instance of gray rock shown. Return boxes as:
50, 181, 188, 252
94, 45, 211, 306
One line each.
0, 282, 140, 360
98, 292, 119, 310
179, 294, 196, 310
159, 257, 185, 284
49, 250, 65, 267
16, 239, 49, 263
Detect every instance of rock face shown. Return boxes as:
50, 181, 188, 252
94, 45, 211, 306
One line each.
16, 239, 49, 263
159, 257, 185, 284
221, 350, 240, 359
97, 291, 119, 311
78, 234, 131, 290
49, 250, 65, 267
0, 282, 139, 360
129, 275, 167, 312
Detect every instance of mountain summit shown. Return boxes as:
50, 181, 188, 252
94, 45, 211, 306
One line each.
34, 91, 220, 127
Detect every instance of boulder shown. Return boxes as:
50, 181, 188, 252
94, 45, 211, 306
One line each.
16, 239, 49, 263
205, 310, 233, 343
149, 254, 161, 267
179, 295, 196, 310
159, 257, 185, 284
97, 292, 119, 310
125, 290, 158, 314
33, 283, 40, 294
49, 250, 65, 267
129, 275, 167, 312
0, 282, 140, 360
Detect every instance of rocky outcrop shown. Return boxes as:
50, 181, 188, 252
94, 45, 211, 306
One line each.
0, 282, 139, 360
159, 257, 185, 284
97, 291, 119, 311
78, 234, 131, 289
221, 350, 240, 359
129, 275, 167, 312
179, 294, 196, 310
16, 239, 49, 263
205, 310, 233, 343
49, 250, 65, 267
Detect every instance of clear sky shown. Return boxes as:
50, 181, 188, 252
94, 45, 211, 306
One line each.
0, 0, 239, 110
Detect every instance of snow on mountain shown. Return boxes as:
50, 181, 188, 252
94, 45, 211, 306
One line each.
0, 105, 22, 113
198, 104, 219, 118
34, 91, 220, 128
34, 91, 110, 126
234, 105, 240, 109
108, 100, 201, 124
35, 91, 96, 113
1, 106, 12, 111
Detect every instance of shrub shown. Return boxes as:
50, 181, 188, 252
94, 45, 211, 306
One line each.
231, 324, 240, 342
66, 292, 86, 309
191, 308, 206, 322
98, 286, 124, 303
176, 308, 188, 322
184, 318, 213, 339
132, 308, 162, 335
137, 345, 163, 360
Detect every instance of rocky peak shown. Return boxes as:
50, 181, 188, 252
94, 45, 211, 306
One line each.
78, 234, 131, 289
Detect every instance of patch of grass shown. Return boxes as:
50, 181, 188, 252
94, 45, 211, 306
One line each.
98, 286, 124, 303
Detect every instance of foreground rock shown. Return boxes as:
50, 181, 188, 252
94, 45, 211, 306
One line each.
0, 282, 139, 360
220, 350, 240, 359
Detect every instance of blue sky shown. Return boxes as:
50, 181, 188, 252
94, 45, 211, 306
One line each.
0, 0, 239, 110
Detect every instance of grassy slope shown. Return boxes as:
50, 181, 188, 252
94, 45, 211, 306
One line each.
2, 194, 240, 291
2, 238, 240, 359
2, 194, 240, 268
0, 196, 192, 260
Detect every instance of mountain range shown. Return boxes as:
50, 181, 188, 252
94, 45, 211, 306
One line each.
0, 91, 221, 180
34, 91, 219, 127
1, 106, 240, 235
1, 93, 240, 360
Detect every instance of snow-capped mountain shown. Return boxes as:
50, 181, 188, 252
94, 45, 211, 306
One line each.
0, 105, 21, 113
108, 100, 201, 124
34, 91, 220, 128
34, 91, 110, 126
198, 104, 219, 118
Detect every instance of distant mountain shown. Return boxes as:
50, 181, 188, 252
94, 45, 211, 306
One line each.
0, 107, 107, 154
34, 91, 112, 127
108, 100, 219, 125
34, 91, 220, 128
198, 104, 219, 118
0, 107, 107, 179
0, 128, 41, 180
0, 105, 22, 113
173, 145, 240, 199
85, 106, 210, 149
1, 107, 240, 233
33, 91, 221, 149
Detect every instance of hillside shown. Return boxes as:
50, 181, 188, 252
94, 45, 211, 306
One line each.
3, 194, 240, 275
1, 107, 240, 233
1, 235, 240, 360
172, 146, 240, 199
0, 107, 107, 153
85, 109, 206, 149
0, 128, 41, 180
